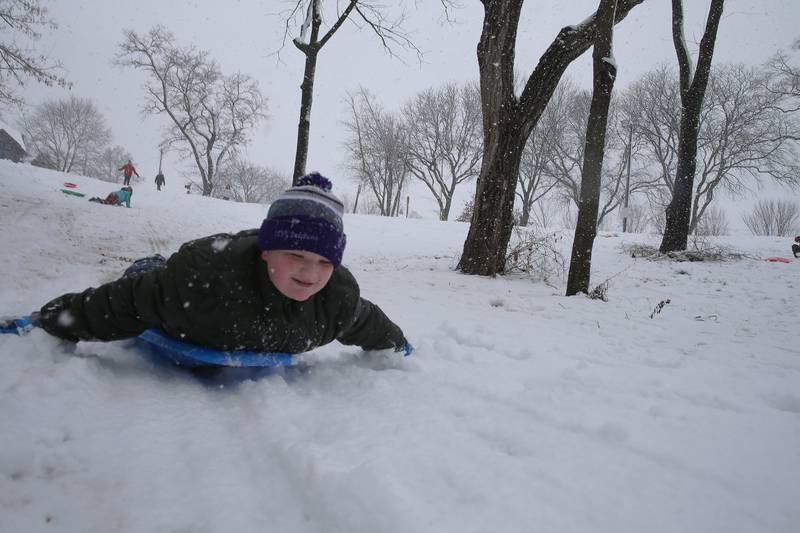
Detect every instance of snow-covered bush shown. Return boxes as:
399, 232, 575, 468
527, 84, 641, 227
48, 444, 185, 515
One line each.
504, 227, 565, 282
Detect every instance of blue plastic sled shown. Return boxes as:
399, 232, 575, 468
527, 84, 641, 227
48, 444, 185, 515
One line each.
136, 329, 297, 368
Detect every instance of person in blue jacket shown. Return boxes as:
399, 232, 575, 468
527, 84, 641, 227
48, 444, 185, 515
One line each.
89, 186, 133, 208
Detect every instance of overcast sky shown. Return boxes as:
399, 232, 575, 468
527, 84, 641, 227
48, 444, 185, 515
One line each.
16, 0, 800, 218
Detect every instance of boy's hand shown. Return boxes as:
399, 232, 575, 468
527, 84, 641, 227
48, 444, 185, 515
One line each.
395, 340, 414, 357
0, 313, 40, 335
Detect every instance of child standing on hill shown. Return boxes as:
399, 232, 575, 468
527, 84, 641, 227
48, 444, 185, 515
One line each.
119, 160, 139, 186
5, 173, 411, 359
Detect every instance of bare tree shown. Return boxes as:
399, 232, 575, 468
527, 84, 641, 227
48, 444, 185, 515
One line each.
0, 0, 68, 105
116, 26, 266, 196
619, 65, 682, 206
19, 95, 110, 173
660, 0, 725, 253
527, 197, 563, 230
536, 80, 581, 208
514, 79, 573, 226
742, 199, 799, 236
616, 201, 649, 233
624, 63, 800, 233
517, 140, 557, 226
282, 0, 455, 183
458, 0, 644, 276
342, 88, 408, 217
403, 81, 483, 221
647, 201, 667, 235
213, 156, 288, 204
358, 199, 384, 216
566, 0, 619, 296
695, 204, 729, 236
764, 43, 800, 114
688, 64, 799, 230
546, 88, 638, 228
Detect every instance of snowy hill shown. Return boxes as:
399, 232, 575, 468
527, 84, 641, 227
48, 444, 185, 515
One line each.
0, 160, 798, 533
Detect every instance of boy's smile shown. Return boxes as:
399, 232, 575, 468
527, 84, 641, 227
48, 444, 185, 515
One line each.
261, 249, 334, 301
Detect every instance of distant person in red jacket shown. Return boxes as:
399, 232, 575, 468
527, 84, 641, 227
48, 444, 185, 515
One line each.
119, 160, 139, 186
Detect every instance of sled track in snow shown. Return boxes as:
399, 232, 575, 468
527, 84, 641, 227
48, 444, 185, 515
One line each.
143, 221, 169, 254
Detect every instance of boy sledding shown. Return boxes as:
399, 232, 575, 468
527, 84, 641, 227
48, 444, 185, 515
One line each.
2, 173, 412, 368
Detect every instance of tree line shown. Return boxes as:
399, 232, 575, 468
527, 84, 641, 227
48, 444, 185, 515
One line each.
338, 59, 799, 230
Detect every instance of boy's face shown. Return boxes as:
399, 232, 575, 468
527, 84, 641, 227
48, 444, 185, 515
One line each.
261, 250, 334, 301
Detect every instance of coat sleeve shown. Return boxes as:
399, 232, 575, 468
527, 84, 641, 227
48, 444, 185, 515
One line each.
38, 273, 167, 342
331, 271, 406, 351
336, 296, 407, 351
38, 244, 213, 342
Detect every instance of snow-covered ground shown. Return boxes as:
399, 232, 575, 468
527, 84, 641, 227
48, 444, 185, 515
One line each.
0, 160, 798, 533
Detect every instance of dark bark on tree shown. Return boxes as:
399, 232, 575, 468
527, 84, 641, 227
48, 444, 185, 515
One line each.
566, 0, 618, 297
458, 0, 644, 276
291, 0, 357, 185
353, 183, 361, 213
659, 0, 725, 253
292, 9, 321, 184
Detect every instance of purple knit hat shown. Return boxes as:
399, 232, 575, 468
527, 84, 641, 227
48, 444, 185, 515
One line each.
257, 172, 346, 267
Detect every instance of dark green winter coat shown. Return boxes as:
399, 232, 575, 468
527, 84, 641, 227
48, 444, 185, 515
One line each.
39, 229, 406, 353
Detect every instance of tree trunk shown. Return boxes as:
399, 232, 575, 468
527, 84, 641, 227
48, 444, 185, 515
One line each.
566, 0, 618, 296
440, 203, 450, 222
661, 106, 700, 248
441, 185, 455, 221
290, 0, 361, 185
458, 125, 526, 274
458, 0, 644, 276
203, 151, 214, 196
660, 0, 724, 253
353, 183, 361, 213
292, 1, 322, 185
519, 202, 531, 227
292, 48, 318, 184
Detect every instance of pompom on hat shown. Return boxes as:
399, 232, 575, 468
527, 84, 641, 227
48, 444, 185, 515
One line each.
257, 172, 347, 267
